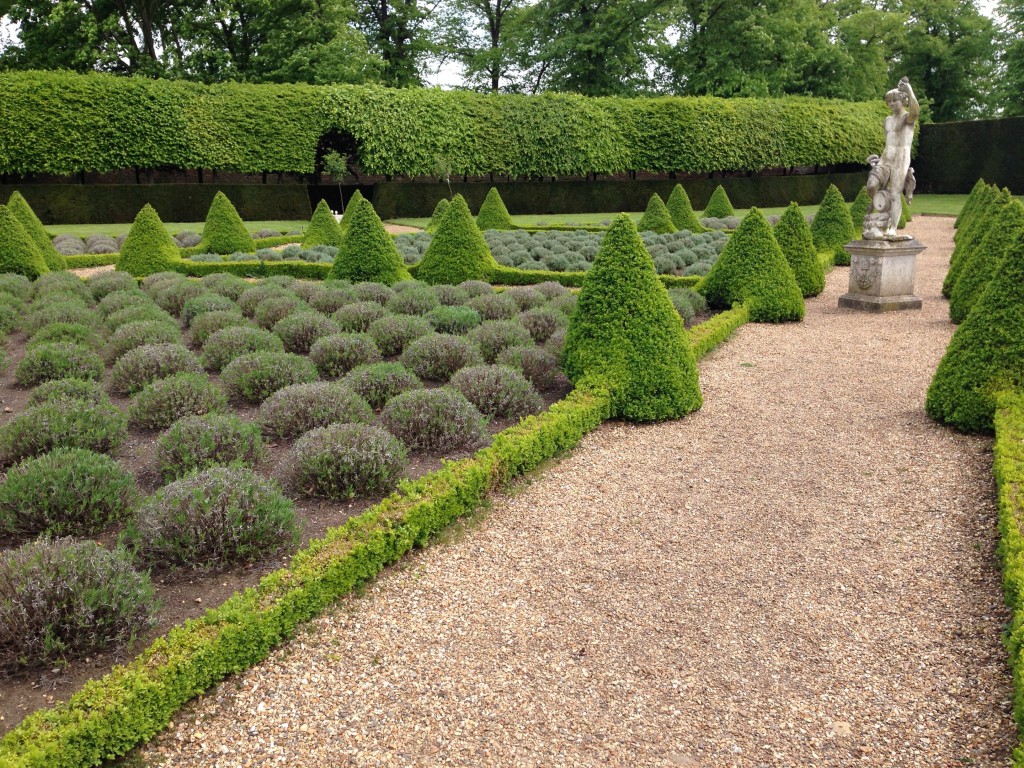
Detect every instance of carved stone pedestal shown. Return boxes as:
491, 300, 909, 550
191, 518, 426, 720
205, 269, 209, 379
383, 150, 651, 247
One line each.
838, 238, 925, 312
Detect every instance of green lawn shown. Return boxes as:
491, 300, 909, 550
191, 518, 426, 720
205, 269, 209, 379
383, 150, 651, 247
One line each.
45, 220, 309, 237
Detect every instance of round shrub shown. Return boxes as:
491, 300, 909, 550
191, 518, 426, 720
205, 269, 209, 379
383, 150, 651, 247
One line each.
549, 293, 577, 317
153, 281, 206, 316
367, 314, 433, 357
458, 280, 494, 297
128, 372, 228, 430
105, 320, 182, 363
518, 307, 567, 344
386, 285, 440, 316
237, 284, 292, 316
15, 342, 105, 387
425, 305, 481, 335
259, 381, 373, 439
0, 400, 127, 465
534, 281, 568, 299
23, 305, 102, 338
0, 538, 157, 673
468, 293, 519, 321
155, 414, 265, 482
124, 467, 299, 571
342, 362, 423, 408
199, 272, 249, 301
52, 236, 85, 255
309, 333, 382, 378
333, 301, 387, 333
545, 327, 566, 357
431, 284, 468, 306
181, 293, 238, 327
200, 326, 284, 372
88, 270, 137, 300
26, 322, 105, 353
288, 423, 407, 500
34, 272, 92, 302
175, 231, 203, 248
469, 320, 534, 363
0, 273, 32, 302
253, 294, 308, 330
98, 288, 152, 317
189, 309, 252, 345
110, 343, 202, 395
142, 271, 185, 293
308, 284, 356, 314
105, 303, 175, 332
400, 334, 483, 382
0, 303, 19, 335
272, 312, 341, 355
221, 351, 318, 404
506, 286, 548, 311
496, 346, 568, 391
0, 448, 138, 536
28, 377, 109, 408
448, 364, 543, 418
379, 389, 488, 451
351, 282, 395, 306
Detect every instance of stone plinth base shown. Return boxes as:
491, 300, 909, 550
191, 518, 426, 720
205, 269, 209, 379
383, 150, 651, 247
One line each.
838, 238, 925, 312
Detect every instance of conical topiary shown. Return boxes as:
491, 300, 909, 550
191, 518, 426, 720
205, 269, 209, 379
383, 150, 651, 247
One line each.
849, 187, 870, 236
116, 204, 182, 277
417, 195, 499, 285
0, 205, 49, 279
949, 196, 1024, 324
201, 191, 255, 255
955, 178, 987, 231
944, 184, 1001, 297
702, 185, 735, 219
328, 197, 411, 285
303, 199, 345, 248
475, 187, 515, 231
339, 189, 365, 231
897, 193, 910, 228
699, 207, 805, 323
427, 198, 451, 232
562, 213, 702, 422
810, 184, 856, 266
926, 227, 1024, 433
637, 194, 677, 234
6, 192, 66, 271
666, 184, 703, 233
954, 182, 996, 246
774, 202, 825, 298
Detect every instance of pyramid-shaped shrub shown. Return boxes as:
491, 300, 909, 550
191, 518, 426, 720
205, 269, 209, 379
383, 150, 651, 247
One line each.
699, 208, 805, 323
303, 199, 345, 248
0, 205, 49, 279
703, 185, 735, 219
666, 184, 703, 232
637, 194, 677, 234
7, 191, 66, 271
944, 185, 1002, 297
774, 202, 825, 298
201, 192, 255, 255
926, 228, 1024, 433
328, 197, 411, 285
954, 182, 996, 245
956, 178, 987, 230
849, 187, 870, 236
116, 204, 182, 277
562, 214, 701, 422
949, 197, 1024, 324
475, 188, 515, 231
417, 194, 498, 285
427, 198, 450, 231
899, 193, 911, 226
339, 189, 365, 232
810, 184, 856, 266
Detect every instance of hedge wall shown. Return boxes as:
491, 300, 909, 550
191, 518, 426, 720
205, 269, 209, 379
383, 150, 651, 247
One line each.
916, 117, 1024, 195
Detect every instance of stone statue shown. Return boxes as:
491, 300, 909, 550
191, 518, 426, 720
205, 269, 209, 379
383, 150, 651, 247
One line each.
862, 77, 919, 240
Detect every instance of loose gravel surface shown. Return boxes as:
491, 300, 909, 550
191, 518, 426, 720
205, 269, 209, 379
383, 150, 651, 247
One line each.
141, 217, 1017, 767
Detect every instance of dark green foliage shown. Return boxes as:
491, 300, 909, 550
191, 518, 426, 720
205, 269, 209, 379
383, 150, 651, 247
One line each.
6, 192, 67, 271
949, 198, 1024, 324
116, 205, 181, 277
309, 333, 382, 378
329, 199, 411, 285
945, 185, 1004, 297
28, 377, 108, 408
417, 195, 498, 285
367, 314, 433, 356
926, 229, 1024, 432
0, 204, 49, 279
400, 334, 483, 382
666, 184, 703, 233
342, 362, 423, 408
0, 399, 127, 465
0, 538, 156, 673
849, 187, 870, 233
201, 326, 284, 372
15, 342, 105, 387
272, 312, 340, 354
774, 202, 826, 298
110, 344, 202, 395
124, 467, 299, 572
448, 364, 543, 418
379, 388, 488, 450
201, 192, 255, 255
475, 187, 515, 231
258, 381, 373, 439
496, 346, 567, 391
287, 423, 407, 500
703, 185, 735, 219
562, 214, 702, 421
303, 199, 345, 248
810, 184, 856, 266
128, 373, 228, 430
27, 322, 105, 353
220, 351, 318, 404
106, 320, 181, 363
637, 194, 677, 234
427, 198, 450, 231
955, 178, 987, 229
470, 319, 534, 363
0, 448, 138, 537
426, 305, 481, 334
338, 189, 364, 231
155, 414, 266, 482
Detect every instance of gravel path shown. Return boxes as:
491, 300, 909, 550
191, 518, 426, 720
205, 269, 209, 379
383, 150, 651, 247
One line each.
142, 217, 1017, 767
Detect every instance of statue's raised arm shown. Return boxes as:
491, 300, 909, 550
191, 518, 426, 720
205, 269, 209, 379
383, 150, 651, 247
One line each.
862, 77, 918, 240
898, 77, 920, 126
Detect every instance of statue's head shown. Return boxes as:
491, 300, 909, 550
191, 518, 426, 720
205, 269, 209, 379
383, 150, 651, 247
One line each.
885, 88, 909, 110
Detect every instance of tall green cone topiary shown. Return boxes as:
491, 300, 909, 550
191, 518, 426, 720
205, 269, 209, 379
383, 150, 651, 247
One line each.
849, 187, 870, 235
944, 184, 1001, 297
702, 185, 735, 219
6, 191, 66, 271
0, 205, 49, 279
949, 196, 1024, 324
897, 193, 911, 228
666, 184, 704, 233
475, 187, 515, 231
116, 204, 182, 277
328, 197, 411, 285
303, 199, 345, 248
637, 193, 677, 234
427, 198, 450, 231
417, 194, 499, 285
774, 202, 825, 298
699, 207, 805, 323
339, 189, 365, 232
562, 214, 701, 422
201, 191, 255, 254
955, 178, 987, 231
926, 227, 1024, 433
810, 184, 856, 266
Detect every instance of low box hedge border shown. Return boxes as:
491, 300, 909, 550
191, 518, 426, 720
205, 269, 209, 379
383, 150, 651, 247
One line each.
63, 254, 120, 269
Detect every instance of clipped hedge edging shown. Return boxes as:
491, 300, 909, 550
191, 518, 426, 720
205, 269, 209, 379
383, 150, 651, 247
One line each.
63, 254, 120, 269
689, 305, 750, 360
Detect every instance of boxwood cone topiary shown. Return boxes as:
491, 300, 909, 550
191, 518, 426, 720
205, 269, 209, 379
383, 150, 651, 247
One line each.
703, 185, 735, 219
637, 193, 677, 234
810, 184, 856, 266
303, 199, 344, 248
427, 198, 450, 231
562, 213, 701, 422
666, 184, 703, 233
955, 178, 987, 230
699, 207, 805, 322
329, 198, 411, 285
926, 228, 1024, 433
6, 191, 67, 271
774, 202, 825, 298
949, 197, 1024, 325
475, 187, 515, 231
944, 184, 1002, 298
898, 193, 911, 227
417, 194, 499, 285
339, 189, 365, 231
201, 191, 255, 255
849, 187, 870, 235
0, 204, 50, 279
116, 204, 181, 277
